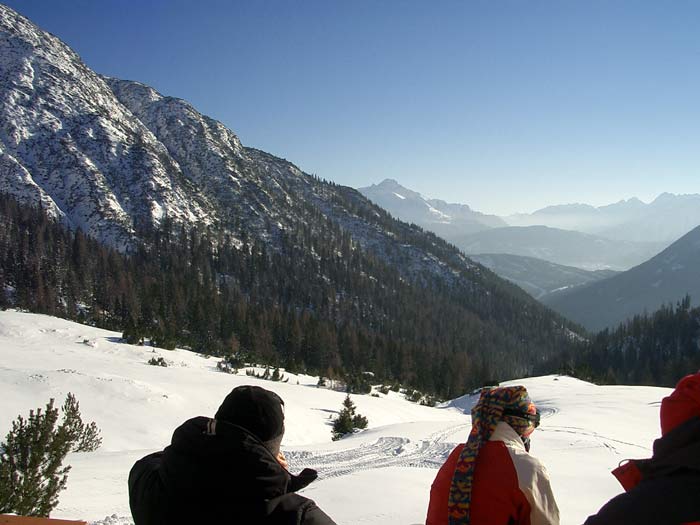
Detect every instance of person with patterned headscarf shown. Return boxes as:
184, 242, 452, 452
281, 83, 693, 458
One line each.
426, 385, 560, 525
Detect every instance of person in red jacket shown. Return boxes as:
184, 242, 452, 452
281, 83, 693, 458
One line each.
583, 371, 700, 525
426, 385, 559, 525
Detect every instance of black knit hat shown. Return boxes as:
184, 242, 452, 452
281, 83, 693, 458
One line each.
215, 385, 285, 446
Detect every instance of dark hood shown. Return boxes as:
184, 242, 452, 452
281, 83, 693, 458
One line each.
640, 416, 700, 479
161, 417, 290, 506
129, 417, 328, 525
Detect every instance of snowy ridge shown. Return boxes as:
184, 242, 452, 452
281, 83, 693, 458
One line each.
0, 311, 669, 524
0, 5, 211, 250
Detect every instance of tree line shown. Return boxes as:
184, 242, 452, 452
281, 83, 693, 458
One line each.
556, 295, 700, 386
0, 192, 580, 397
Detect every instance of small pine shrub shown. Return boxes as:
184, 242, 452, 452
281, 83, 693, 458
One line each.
223, 353, 247, 369
420, 395, 438, 407
332, 394, 368, 441
148, 356, 168, 367
151, 334, 177, 351
244, 366, 287, 382
122, 322, 144, 345
406, 389, 423, 403
0, 394, 101, 517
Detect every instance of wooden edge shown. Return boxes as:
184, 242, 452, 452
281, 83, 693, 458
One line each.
0, 516, 87, 525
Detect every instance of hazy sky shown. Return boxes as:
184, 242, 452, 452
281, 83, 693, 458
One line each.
6, 0, 700, 215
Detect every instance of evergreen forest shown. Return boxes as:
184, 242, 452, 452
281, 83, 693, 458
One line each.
558, 296, 700, 387
0, 193, 582, 397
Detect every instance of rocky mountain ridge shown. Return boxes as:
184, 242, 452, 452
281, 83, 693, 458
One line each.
506, 193, 700, 243
0, 5, 213, 251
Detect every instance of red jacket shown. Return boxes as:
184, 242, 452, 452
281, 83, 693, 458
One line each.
426, 422, 559, 525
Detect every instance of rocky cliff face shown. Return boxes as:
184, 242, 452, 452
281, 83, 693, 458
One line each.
0, 5, 216, 250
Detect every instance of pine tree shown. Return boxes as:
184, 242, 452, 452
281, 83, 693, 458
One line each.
331, 394, 368, 441
0, 394, 101, 517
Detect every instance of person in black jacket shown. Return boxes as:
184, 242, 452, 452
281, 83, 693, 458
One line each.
128, 385, 336, 525
584, 371, 700, 525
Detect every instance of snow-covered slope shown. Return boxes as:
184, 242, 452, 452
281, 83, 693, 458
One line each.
0, 311, 669, 524
0, 5, 211, 250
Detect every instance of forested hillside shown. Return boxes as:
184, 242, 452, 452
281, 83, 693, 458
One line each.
0, 194, 581, 397
558, 296, 700, 386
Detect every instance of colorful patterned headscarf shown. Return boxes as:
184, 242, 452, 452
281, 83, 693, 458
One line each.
447, 385, 536, 524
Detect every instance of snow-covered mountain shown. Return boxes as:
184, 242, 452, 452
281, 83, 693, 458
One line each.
0, 3, 479, 285
507, 194, 700, 243
359, 179, 506, 237
0, 2, 339, 253
0, 311, 670, 525
0, 5, 212, 251
470, 253, 618, 300
358, 180, 677, 270
543, 224, 700, 331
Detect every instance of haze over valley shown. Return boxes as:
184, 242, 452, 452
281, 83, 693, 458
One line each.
360, 179, 700, 328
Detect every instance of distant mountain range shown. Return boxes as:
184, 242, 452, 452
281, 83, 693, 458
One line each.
507, 193, 700, 243
359, 180, 697, 273
543, 225, 700, 332
470, 254, 618, 300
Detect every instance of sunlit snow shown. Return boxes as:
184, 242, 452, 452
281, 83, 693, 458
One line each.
0, 311, 668, 525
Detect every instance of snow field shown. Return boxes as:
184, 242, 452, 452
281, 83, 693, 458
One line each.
0, 311, 670, 524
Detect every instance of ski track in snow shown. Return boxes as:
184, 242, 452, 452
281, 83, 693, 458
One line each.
540, 425, 651, 453
86, 420, 645, 525
286, 423, 469, 479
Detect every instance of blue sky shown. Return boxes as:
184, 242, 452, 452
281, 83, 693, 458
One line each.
5, 0, 700, 214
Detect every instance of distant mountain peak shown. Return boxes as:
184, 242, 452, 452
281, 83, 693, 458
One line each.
376, 178, 402, 187
358, 179, 507, 235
